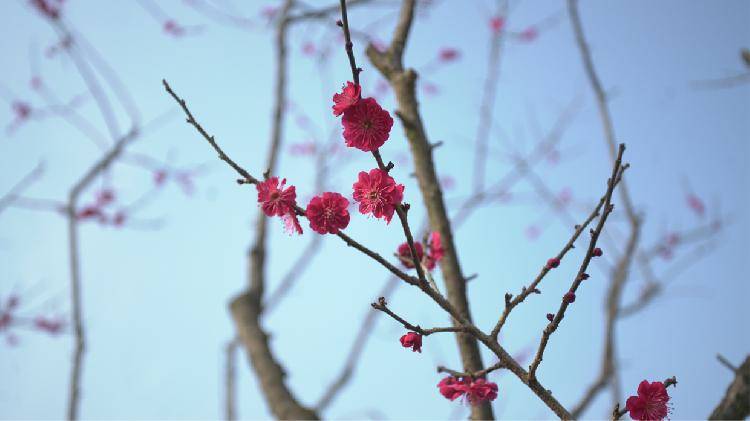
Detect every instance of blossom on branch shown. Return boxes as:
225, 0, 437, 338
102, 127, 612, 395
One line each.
437, 377, 467, 401
257, 177, 302, 235
352, 169, 403, 223
625, 380, 670, 421
428, 232, 444, 263
396, 242, 424, 269
256, 177, 297, 217
306, 192, 350, 234
332, 81, 361, 116
341, 98, 393, 152
464, 378, 499, 405
437, 376, 498, 405
399, 332, 422, 353
563, 291, 576, 304
396, 232, 444, 271
489, 16, 505, 34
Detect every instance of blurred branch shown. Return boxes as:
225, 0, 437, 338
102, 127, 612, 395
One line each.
437, 361, 505, 379
473, 0, 508, 192
315, 277, 399, 412
709, 355, 750, 419
263, 236, 322, 313
0, 162, 45, 216
567, 0, 646, 414
66, 127, 139, 421
224, 338, 239, 421
288, 0, 376, 22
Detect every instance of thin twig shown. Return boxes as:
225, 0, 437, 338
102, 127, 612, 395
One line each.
437, 361, 505, 379
490, 156, 627, 339
0, 162, 45, 215
371, 296, 469, 336
528, 143, 627, 380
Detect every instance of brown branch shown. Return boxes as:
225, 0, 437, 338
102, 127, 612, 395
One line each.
338, 0, 361, 86
472, 332, 572, 419
490, 156, 627, 339
437, 361, 505, 379
162, 80, 421, 287
162, 80, 258, 185
612, 377, 677, 420
371, 296, 469, 336
224, 338, 239, 421
528, 143, 627, 380
288, 0, 375, 23
338, 2, 427, 285
709, 355, 750, 420
316, 143, 554, 412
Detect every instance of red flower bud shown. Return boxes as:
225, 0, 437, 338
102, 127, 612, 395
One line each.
563, 291, 576, 304
546, 258, 560, 269
399, 332, 422, 353
546, 313, 554, 322
592, 247, 603, 257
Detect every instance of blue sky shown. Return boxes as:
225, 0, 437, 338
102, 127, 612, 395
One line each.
1, 0, 748, 419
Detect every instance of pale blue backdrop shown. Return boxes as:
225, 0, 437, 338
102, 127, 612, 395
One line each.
0, 0, 748, 419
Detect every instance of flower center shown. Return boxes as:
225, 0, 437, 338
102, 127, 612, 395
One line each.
361, 119, 373, 130
269, 191, 280, 201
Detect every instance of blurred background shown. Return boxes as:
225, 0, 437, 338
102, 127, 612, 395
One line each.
0, 0, 748, 419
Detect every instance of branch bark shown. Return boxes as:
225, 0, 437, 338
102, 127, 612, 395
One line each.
366, 1, 492, 418
709, 355, 750, 420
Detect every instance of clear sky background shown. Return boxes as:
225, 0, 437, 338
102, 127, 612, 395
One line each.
1, 0, 748, 419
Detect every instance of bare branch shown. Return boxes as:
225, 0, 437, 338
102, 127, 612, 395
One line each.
528, 144, 628, 380
437, 361, 505, 379
370, 296, 469, 336
490, 156, 628, 339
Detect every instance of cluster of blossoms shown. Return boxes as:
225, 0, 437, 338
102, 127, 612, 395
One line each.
437, 376, 498, 405
1, 294, 65, 346
396, 231, 444, 271
625, 380, 671, 420
256, 81, 401, 236
76, 189, 126, 227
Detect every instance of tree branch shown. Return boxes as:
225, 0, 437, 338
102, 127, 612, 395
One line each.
528, 143, 627, 380
709, 355, 750, 420
371, 296, 469, 336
